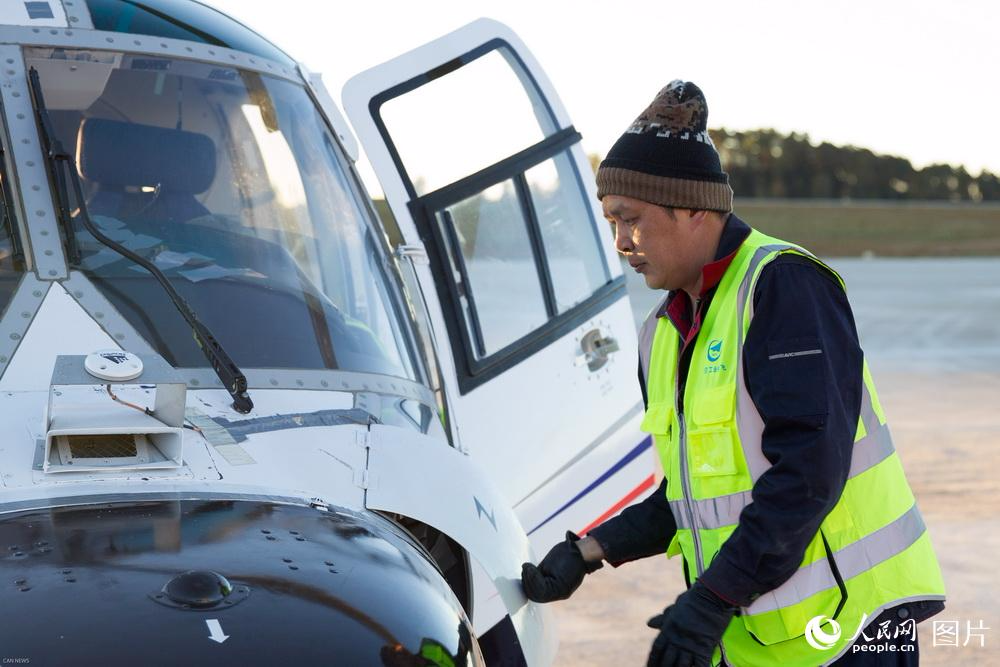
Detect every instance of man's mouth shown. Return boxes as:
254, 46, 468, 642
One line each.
630, 261, 647, 273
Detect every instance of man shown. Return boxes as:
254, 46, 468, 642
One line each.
521, 81, 946, 666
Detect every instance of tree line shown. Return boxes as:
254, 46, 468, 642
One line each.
592, 129, 999, 201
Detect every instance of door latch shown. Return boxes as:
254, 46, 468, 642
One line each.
574, 329, 620, 371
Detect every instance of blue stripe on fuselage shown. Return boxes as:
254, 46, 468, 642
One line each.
527, 435, 653, 535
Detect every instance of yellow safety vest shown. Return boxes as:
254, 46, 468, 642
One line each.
638, 228, 945, 666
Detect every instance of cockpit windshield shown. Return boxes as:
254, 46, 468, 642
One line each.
25, 48, 417, 381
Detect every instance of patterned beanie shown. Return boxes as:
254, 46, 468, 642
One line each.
596, 80, 733, 213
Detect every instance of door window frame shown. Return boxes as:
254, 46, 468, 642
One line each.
370, 39, 625, 393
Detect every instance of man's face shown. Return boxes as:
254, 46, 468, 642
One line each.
602, 195, 705, 291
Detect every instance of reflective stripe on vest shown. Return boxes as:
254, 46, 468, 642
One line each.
746, 503, 926, 615
640, 228, 946, 667
639, 293, 669, 386
668, 420, 895, 531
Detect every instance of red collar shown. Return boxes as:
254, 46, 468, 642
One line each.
660, 214, 750, 344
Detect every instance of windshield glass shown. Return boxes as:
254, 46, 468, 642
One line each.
26, 48, 417, 381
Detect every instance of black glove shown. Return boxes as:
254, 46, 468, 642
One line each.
646, 580, 737, 667
520, 531, 603, 602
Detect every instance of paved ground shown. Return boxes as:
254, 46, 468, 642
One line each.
550, 258, 1000, 666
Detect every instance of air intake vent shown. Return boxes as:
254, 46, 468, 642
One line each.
62, 433, 143, 461
44, 354, 186, 474
54, 431, 159, 469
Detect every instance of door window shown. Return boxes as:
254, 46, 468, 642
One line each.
380, 48, 553, 196
438, 180, 549, 357
525, 154, 608, 313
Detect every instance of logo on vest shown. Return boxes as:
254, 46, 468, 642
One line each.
805, 615, 842, 650
703, 339, 728, 375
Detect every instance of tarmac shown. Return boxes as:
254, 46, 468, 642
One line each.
550, 257, 1000, 666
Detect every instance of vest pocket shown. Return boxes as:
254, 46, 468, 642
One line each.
640, 402, 674, 435
641, 402, 677, 487
687, 426, 738, 477
741, 591, 844, 646
739, 535, 847, 645
687, 383, 738, 478
690, 382, 735, 427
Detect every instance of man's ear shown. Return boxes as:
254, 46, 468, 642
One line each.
690, 210, 726, 229
689, 209, 710, 225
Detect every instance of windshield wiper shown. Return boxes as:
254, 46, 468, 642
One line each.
27, 67, 254, 414
0, 144, 26, 266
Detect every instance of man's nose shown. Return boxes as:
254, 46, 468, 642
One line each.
614, 224, 634, 255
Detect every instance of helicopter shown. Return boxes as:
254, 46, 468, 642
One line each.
0, 1, 652, 664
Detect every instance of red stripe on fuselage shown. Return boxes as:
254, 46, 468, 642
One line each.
578, 474, 656, 535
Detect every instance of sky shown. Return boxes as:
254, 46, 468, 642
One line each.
206, 0, 1000, 194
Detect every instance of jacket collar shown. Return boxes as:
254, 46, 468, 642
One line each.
660, 213, 751, 339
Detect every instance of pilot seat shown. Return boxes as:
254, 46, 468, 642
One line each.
75, 117, 216, 231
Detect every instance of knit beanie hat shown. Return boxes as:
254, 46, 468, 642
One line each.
596, 80, 733, 212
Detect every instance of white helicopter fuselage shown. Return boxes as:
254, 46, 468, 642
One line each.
0, 3, 653, 664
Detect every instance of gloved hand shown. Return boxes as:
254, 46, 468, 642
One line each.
646, 580, 737, 667
520, 531, 603, 602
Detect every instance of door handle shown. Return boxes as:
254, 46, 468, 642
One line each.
575, 329, 620, 371
394, 243, 429, 264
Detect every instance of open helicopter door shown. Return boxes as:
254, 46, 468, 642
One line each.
343, 18, 652, 553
